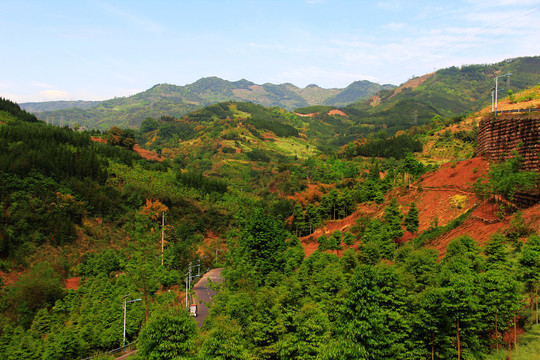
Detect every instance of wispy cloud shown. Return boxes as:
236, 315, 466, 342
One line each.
278, 66, 378, 88
38, 90, 71, 101
377, 1, 403, 11
382, 22, 406, 30
92, 1, 163, 34
249, 42, 310, 54
31, 82, 52, 88
466, 0, 540, 6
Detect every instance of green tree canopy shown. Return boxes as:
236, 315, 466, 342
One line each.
137, 308, 197, 360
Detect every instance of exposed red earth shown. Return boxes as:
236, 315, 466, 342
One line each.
91, 137, 164, 162
299, 156, 539, 258
65, 276, 80, 290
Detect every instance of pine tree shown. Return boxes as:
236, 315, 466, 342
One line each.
404, 202, 419, 234
384, 198, 404, 240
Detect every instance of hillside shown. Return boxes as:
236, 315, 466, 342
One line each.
22, 77, 393, 130
19, 100, 101, 112
298, 84, 539, 258
342, 56, 540, 133
1, 82, 540, 359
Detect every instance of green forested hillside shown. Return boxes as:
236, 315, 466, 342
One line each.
1, 76, 539, 360
343, 56, 540, 130
19, 101, 101, 113
323, 80, 395, 106
0, 96, 442, 359
23, 77, 391, 130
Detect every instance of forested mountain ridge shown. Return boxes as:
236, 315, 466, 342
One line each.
135, 56, 540, 156
342, 56, 540, 126
21, 77, 394, 130
20, 100, 100, 112
21, 56, 540, 139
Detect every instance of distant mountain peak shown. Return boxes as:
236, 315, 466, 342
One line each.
23, 76, 396, 129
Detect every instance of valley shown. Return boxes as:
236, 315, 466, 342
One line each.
0, 56, 539, 360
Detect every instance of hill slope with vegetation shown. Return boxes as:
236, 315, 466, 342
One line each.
340, 56, 540, 136
22, 77, 393, 130
0, 72, 539, 359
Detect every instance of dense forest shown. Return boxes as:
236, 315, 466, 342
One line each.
0, 80, 539, 360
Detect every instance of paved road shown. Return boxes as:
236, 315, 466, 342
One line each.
107, 269, 223, 359
192, 268, 223, 327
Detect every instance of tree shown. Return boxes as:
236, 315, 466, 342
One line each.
140, 117, 159, 133
479, 268, 521, 350
384, 198, 403, 240
305, 203, 320, 235
42, 328, 81, 360
137, 308, 197, 360
328, 230, 343, 253
519, 235, 540, 326
488, 151, 538, 201
125, 214, 162, 322
106, 126, 135, 150
230, 207, 288, 283
414, 287, 451, 360
359, 219, 394, 262
340, 264, 413, 359
11, 262, 66, 329
318, 234, 330, 251
343, 232, 356, 246
4, 326, 39, 360
404, 202, 419, 234
199, 316, 250, 360
484, 233, 509, 268
439, 236, 485, 359
279, 303, 332, 360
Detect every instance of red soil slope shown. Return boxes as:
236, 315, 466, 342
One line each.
65, 276, 80, 290
91, 137, 164, 162
299, 156, 539, 258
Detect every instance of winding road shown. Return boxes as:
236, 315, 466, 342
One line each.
115, 268, 222, 359
192, 268, 223, 327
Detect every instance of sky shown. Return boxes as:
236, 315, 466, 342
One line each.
1, 0, 539, 103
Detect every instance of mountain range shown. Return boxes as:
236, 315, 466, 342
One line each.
21, 78, 395, 130
19, 56, 540, 134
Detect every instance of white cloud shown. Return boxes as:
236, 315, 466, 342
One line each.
377, 1, 403, 11
466, 0, 540, 6
277, 66, 379, 88
382, 22, 407, 30
31, 82, 52, 88
93, 1, 163, 34
37, 90, 71, 101
462, 8, 538, 24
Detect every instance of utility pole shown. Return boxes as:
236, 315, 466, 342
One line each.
185, 260, 201, 308
494, 73, 511, 116
122, 294, 141, 347
215, 249, 222, 265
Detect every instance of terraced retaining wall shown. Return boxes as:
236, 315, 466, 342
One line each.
477, 113, 540, 207
477, 113, 540, 171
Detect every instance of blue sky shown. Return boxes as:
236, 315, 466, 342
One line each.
1, 0, 539, 102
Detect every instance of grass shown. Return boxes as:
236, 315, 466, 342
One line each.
270, 136, 318, 159
485, 324, 540, 360
509, 85, 540, 104
413, 206, 477, 248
